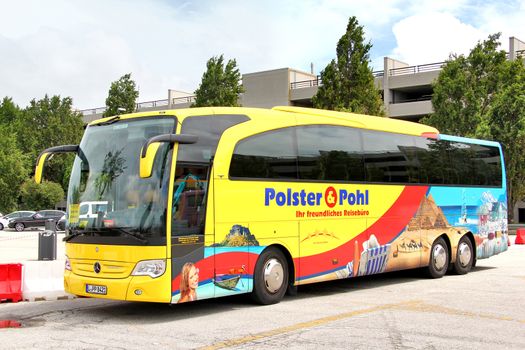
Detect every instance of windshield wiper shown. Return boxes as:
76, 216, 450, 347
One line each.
112, 227, 148, 244
63, 231, 85, 242
64, 227, 147, 244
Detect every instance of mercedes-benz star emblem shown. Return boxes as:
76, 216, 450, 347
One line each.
94, 262, 101, 274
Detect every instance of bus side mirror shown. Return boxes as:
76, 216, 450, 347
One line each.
35, 145, 79, 184
139, 133, 198, 178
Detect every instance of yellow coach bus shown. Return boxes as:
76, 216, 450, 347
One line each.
35, 106, 508, 304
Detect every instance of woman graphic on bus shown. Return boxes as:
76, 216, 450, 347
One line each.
178, 262, 199, 303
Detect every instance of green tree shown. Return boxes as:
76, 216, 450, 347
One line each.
16, 95, 84, 191
0, 97, 21, 130
421, 33, 525, 220
193, 55, 244, 107
422, 34, 508, 137
104, 73, 139, 117
0, 124, 28, 213
19, 180, 64, 211
483, 64, 525, 220
313, 16, 384, 116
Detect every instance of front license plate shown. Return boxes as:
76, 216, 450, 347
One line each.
86, 284, 107, 295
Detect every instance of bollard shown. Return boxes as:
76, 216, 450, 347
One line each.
516, 228, 525, 245
38, 219, 57, 260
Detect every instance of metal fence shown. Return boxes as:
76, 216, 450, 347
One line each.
388, 62, 444, 76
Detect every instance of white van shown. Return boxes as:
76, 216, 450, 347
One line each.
79, 201, 108, 219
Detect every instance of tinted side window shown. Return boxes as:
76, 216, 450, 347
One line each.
414, 138, 453, 184
414, 138, 502, 186
178, 115, 249, 164
362, 130, 419, 183
230, 128, 298, 179
297, 125, 365, 182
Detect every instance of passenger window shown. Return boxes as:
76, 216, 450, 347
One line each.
230, 128, 298, 179
362, 130, 419, 183
297, 125, 365, 182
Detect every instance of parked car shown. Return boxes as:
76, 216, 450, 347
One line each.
0, 211, 36, 230
56, 214, 67, 231
8, 210, 65, 232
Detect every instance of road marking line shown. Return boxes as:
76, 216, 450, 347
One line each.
398, 301, 525, 324
198, 300, 416, 350
199, 299, 524, 350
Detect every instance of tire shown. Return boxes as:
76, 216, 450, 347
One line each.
251, 247, 288, 305
14, 222, 25, 232
453, 236, 474, 275
427, 237, 449, 278
0, 223, 3, 230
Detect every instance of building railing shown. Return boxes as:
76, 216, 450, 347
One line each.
289, 70, 390, 90
79, 96, 198, 116
172, 96, 196, 104
290, 76, 321, 89
80, 106, 107, 116
390, 95, 433, 104
389, 62, 444, 76
136, 99, 169, 109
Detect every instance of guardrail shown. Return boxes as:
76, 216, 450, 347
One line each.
389, 62, 445, 76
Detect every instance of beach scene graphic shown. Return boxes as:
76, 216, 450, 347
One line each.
387, 191, 508, 271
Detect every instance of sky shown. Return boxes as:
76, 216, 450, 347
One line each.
0, 0, 524, 110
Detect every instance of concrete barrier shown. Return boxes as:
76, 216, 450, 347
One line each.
0, 263, 22, 303
22, 260, 74, 302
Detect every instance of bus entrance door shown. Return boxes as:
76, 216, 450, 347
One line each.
170, 167, 210, 303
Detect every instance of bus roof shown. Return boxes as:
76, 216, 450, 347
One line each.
89, 106, 439, 137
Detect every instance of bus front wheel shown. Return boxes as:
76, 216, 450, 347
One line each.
251, 247, 288, 305
427, 237, 449, 278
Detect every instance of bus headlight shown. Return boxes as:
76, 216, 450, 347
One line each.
65, 257, 71, 271
131, 259, 166, 278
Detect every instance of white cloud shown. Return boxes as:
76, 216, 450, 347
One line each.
0, 0, 523, 110
390, 12, 484, 65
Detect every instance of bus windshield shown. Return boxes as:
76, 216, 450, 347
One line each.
66, 117, 176, 246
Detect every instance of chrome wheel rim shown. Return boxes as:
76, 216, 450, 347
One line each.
458, 242, 472, 267
263, 258, 284, 294
433, 244, 447, 271
15, 223, 24, 231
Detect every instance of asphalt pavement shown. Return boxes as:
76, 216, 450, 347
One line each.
0, 234, 524, 349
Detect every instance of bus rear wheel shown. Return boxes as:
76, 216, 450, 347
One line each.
251, 247, 288, 305
427, 237, 449, 278
453, 236, 473, 275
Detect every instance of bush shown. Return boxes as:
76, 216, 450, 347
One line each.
20, 180, 64, 211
